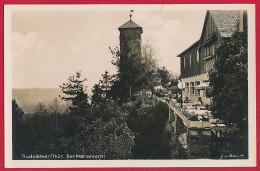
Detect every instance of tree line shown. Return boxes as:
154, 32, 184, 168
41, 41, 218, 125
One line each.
12, 83, 171, 159
12, 38, 173, 160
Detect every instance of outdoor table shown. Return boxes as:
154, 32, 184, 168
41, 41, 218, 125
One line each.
199, 106, 208, 110
186, 109, 197, 115
195, 110, 210, 116
186, 106, 196, 109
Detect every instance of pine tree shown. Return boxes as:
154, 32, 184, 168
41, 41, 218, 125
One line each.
59, 71, 89, 117
12, 99, 24, 159
91, 83, 103, 104
99, 70, 114, 98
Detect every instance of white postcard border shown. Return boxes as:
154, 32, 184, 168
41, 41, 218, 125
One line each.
4, 4, 256, 168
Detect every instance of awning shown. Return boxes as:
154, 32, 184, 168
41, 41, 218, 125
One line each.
195, 82, 211, 90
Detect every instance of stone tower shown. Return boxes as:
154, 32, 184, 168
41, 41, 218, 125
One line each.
117, 17, 143, 101
118, 19, 143, 58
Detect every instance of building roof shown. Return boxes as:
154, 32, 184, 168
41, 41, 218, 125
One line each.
118, 20, 142, 30
177, 10, 242, 58
209, 10, 240, 38
177, 40, 200, 57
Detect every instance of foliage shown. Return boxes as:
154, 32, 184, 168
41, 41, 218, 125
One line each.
209, 31, 248, 128
109, 38, 160, 102
209, 31, 248, 158
48, 98, 62, 114
12, 99, 24, 159
59, 71, 89, 117
139, 39, 160, 90
91, 71, 114, 104
211, 123, 248, 159
12, 99, 24, 120
157, 66, 171, 87
91, 83, 104, 104
13, 71, 135, 160
34, 102, 47, 115
84, 101, 135, 159
123, 96, 170, 159
99, 71, 114, 94
15, 99, 135, 159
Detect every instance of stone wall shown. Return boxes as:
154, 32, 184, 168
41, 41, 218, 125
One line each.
169, 109, 212, 159
187, 128, 211, 159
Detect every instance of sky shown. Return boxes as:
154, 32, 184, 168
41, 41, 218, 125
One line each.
11, 6, 206, 90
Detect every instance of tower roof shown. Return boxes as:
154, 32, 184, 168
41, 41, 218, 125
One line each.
118, 20, 143, 32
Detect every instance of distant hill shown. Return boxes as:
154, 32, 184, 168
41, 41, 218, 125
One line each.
12, 88, 67, 114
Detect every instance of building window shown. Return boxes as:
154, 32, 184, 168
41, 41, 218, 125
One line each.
196, 49, 200, 63
185, 83, 189, 94
212, 44, 215, 55
190, 82, 195, 95
205, 45, 210, 57
205, 44, 215, 57
184, 57, 186, 69
195, 81, 200, 95
190, 53, 192, 66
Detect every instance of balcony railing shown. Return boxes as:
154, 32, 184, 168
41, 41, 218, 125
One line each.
204, 54, 215, 60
